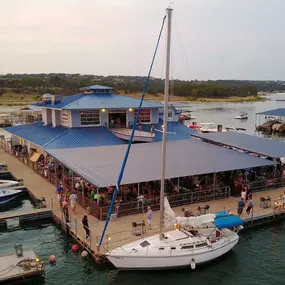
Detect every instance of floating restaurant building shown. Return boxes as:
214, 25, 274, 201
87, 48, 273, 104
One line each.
2, 87, 285, 219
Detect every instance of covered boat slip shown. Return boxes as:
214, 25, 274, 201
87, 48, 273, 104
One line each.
192, 132, 285, 160
47, 139, 275, 188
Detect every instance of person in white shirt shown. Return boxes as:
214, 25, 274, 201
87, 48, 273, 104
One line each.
241, 189, 246, 201
69, 192, 78, 212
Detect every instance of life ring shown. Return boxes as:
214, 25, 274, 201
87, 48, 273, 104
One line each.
190, 258, 196, 270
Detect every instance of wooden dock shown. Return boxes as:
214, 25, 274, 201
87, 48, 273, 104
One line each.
2, 148, 285, 262
0, 208, 52, 229
0, 249, 44, 284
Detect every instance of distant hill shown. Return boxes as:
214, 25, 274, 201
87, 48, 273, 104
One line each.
0, 73, 284, 99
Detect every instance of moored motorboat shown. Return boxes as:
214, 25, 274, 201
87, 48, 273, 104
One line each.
0, 180, 21, 189
0, 189, 22, 204
199, 123, 227, 133
235, 112, 248, 120
110, 128, 155, 142
179, 111, 196, 120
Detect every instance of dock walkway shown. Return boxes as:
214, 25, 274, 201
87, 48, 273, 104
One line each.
1, 148, 285, 257
0, 249, 44, 284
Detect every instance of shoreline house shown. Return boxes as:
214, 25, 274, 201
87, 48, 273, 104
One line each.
4, 85, 194, 155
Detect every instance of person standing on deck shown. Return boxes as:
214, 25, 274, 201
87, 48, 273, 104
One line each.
246, 199, 253, 216
146, 206, 152, 229
69, 192, 78, 212
241, 188, 246, 201
237, 198, 245, 217
182, 208, 195, 217
56, 183, 63, 201
62, 198, 70, 224
82, 215, 90, 240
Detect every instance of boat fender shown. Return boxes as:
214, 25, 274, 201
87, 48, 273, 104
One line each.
190, 259, 196, 270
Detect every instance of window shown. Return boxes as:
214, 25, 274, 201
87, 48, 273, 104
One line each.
168, 110, 172, 119
181, 245, 194, 250
140, 240, 151, 248
80, 110, 100, 126
61, 110, 69, 126
134, 108, 151, 123
195, 243, 207, 248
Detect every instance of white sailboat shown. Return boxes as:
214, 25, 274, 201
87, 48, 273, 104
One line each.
105, 7, 243, 270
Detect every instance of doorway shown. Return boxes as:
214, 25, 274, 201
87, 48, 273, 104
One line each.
108, 109, 127, 128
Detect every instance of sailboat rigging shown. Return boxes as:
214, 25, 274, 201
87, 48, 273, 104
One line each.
101, 7, 243, 270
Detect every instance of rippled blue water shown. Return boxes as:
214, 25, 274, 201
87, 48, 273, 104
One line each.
0, 221, 284, 285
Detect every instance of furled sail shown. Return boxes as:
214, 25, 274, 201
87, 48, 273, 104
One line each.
164, 197, 216, 229
164, 197, 176, 229
176, 214, 216, 228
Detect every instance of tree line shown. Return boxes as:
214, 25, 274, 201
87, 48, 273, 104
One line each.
0, 73, 283, 98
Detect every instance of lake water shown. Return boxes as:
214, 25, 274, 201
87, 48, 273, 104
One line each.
178, 93, 285, 137
1, 221, 284, 285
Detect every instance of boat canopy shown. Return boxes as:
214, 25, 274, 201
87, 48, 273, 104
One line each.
213, 215, 243, 229
215, 211, 230, 218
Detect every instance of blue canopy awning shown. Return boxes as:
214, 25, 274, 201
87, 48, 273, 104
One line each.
215, 211, 230, 218
213, 215, 243, 229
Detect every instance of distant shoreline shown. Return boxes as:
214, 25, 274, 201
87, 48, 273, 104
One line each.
0, 91, 269, 107
121, 92, 268, 103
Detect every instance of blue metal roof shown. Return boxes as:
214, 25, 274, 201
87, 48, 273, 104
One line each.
32, 93, 162, 110
256, 108, 285, 117
62, 94, 162, 110
46, 127, 127, 149
31, 94, 87, 109
79, 85, 114, 90
213, 215, 243, 229
192, 132, 285, 159
47, 139, 275, 187
4, 122, 69, 147
151, 120, 195, 142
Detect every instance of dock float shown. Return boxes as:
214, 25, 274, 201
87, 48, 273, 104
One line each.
0, 247, 44, 284
0, 208, 52, 228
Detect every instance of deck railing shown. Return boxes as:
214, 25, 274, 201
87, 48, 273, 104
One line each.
2, 142, 285, 220
50, 196, 284, 254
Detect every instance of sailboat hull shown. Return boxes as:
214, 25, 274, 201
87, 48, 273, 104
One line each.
106, 232, 239, 270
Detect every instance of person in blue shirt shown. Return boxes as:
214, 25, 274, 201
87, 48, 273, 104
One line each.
56, 183, 63, 201
237, 198, 245, 217
246, 199, 253, 216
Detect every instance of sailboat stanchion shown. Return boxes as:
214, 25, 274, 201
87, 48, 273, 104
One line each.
159, 7, 173, 240
97, 15, 167, 251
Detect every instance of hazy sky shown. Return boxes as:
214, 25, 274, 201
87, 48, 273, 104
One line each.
0, 0, 284, 80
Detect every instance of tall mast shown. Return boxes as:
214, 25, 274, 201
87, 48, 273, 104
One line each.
159, 7, 173, 240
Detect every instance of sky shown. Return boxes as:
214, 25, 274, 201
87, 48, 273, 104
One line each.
0, 0, 284, 80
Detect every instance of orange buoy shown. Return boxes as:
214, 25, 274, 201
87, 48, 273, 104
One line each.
72, 244, 80, 252
48, 255, 56, 263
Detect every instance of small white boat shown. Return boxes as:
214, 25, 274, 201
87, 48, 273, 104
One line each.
0, 189, 22, 204
111, 128, 155, 143
235, 112, 248, 120
179, 112, 196, 120
199, 123, 227, 133
0, 180, 20, 189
